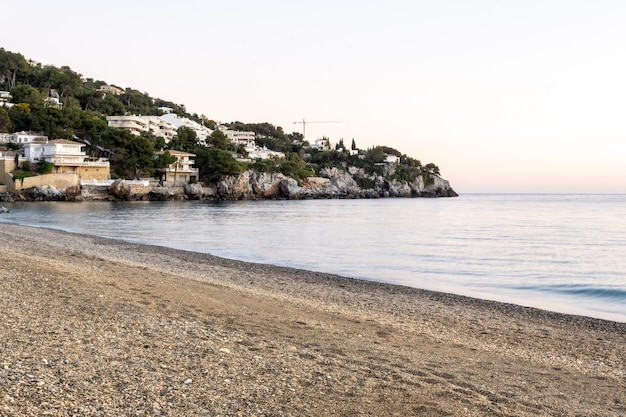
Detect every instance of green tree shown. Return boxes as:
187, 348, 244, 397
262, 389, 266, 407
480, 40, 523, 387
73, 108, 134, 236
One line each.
0, 108, 12, 132
102, 127, 155, 179
169, 126, 198, 153
119, 89, 156, 115
96, 94, 125, 115
0, 48, 31, 89
206, 130, 231, 151
153, 150, 178, 169
77, 89, 104, 111
38, 160, 54, 174
8, 103, 32, 132
424, 163, 440, 176
195, 147, 242, 183
9, 84, 43, 107
248, 158, 279, 173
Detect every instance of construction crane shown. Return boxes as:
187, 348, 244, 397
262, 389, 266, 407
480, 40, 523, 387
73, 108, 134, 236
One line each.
293, 119, 342, 141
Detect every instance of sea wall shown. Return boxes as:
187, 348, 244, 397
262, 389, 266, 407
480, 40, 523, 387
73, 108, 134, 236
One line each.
6, 173, 79, 192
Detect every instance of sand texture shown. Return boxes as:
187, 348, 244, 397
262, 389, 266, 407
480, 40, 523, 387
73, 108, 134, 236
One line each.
0, 223, 624, 416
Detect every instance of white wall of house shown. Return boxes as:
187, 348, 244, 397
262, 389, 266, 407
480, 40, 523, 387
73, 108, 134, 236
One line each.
160, 113, 213, 144
245, 144, 284, 160
140, 116, 178, 142
312, 138, 330, 151
385, 154, 400, 164
107, 115, 148, 135
11, 131, 48, 144
24, 139, 86, 163
97, 85, 124, 95
221, 128, 256, 146
0, 91, 12, 102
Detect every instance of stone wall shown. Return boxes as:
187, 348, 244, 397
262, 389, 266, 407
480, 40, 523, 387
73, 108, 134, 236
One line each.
7, 173, 80, 192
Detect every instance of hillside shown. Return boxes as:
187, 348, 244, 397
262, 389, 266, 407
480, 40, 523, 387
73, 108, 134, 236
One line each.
0, 48, 456, 198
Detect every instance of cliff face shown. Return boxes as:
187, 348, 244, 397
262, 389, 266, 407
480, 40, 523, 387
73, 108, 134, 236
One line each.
211, 167, 457, 200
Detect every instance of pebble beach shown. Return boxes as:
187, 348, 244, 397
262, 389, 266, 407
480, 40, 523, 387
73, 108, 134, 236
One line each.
1, 223, 624, 416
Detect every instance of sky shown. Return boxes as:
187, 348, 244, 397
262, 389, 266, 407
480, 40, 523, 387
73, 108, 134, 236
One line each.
4, 0, 626, 193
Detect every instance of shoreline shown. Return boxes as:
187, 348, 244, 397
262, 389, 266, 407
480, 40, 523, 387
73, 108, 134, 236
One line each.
1, 223, 625, 415
2, 211, 624, 325
3, 221, 625, 329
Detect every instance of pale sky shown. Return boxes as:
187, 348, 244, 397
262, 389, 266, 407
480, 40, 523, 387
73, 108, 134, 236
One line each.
4, 0, 626, 193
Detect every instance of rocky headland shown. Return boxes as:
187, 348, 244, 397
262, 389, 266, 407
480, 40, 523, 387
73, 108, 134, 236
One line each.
0, 167, 457, 202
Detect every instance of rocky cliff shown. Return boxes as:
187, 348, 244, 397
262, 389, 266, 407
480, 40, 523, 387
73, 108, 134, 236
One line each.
0, 167, 457, 202
210, 167, 457, 200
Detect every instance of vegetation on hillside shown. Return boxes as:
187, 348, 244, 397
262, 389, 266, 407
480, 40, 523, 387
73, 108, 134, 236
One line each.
0, 48, 443, 187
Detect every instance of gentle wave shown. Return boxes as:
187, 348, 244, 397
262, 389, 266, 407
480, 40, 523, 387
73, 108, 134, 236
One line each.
511, 284, 626, 302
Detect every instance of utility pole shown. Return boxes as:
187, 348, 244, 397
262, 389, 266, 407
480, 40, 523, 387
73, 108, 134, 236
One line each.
293, 119, 342, 141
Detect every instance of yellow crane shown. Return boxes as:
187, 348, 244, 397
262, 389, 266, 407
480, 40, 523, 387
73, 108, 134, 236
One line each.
293, 119, 342, 141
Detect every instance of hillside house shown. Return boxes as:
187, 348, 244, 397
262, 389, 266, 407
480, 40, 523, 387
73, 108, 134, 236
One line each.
385, 154, 400, 164
155, 150, 198, 186
160, 112, 213, 144
9, 131, 48, 144
106, 115, 147, 135
106, 115, 177, 142
311, 137, 330, 151
97, 84, 124, 95
0, 91, 12, 104
23, 139, 110, 181
221, 128, 256, 147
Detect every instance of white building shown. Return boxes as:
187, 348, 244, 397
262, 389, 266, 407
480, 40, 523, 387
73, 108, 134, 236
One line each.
97, 84, 124, 96
44, 89, 62, 109
311, 138, 330, 151
159, 113, 213, 144
220, 128, 256, 146
140, 116, 177, 142
23, 139, 88, 164
0, 91, 12, 104
245, 144, 284, 160
155, 150, 199, 185
10, 131, 48, 144
22, 139, 110, 181
107, 115, 147, 135
106, 115, 177, 142
385, 154, 400, 164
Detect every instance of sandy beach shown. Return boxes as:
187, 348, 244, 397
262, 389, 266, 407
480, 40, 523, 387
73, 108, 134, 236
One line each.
0, 223, 624, 416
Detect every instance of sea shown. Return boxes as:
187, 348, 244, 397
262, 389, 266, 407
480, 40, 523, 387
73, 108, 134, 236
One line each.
1, 194, 624, 323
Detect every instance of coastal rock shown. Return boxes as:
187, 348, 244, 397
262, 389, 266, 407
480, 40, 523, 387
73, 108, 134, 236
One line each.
217, 171, 254, 199
279, 178, 302, 199
386, 179, 414, 197
0, 206, 11, 213
251, 172, 284, 198
183, 183, 204, 200
64, 185, 83, 201
148, 188, 175, 201
423, 176, 459, 197
218, 170, 295, 199
319, 167, 361, 197
108, 179, 131, 199
215, 166, 457, 199
22, 185, 64, 201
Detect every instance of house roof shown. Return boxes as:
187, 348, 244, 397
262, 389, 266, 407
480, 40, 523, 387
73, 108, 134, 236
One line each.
156, 150, 196, 157
47, 139, 83, 145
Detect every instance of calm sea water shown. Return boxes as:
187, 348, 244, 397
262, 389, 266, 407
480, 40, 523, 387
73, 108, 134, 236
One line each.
1, 194, 624, 322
